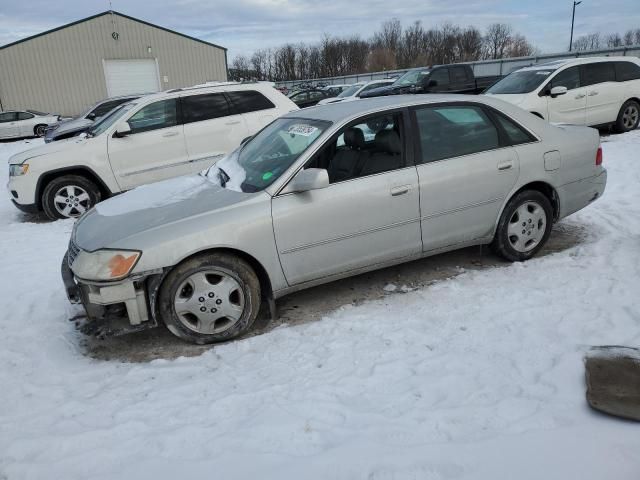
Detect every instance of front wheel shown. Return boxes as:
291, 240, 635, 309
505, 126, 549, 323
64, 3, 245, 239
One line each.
34, 124, 47, 137
491, 190, 553, 262
41, 175, 100, 220
615, 100, 640, 133
158, 253, 261, 344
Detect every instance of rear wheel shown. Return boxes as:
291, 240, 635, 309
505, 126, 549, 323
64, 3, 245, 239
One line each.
41, 175, 100, 220
615, 100, 640, 133
491, 190, 553, 262
34, 124, 47, 137
159, 253, 261, 344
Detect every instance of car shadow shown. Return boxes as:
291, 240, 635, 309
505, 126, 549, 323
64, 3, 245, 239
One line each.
81, 221, 588, 363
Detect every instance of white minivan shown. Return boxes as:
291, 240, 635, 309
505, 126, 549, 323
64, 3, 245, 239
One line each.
485, 57, 640, 132
7, 83, 298, 219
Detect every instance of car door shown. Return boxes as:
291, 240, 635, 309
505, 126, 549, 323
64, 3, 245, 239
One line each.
16, 112, 36, 137
271, 110, 422, 286
107, 98, 188, 190
582, 62, 621, 126
226, 90, 278, 136
0, 112, 19, 138
544, 66, 587, 125
425, 68, 451, 93
181, 91, 249, 169
412, 103, 522, 251
450, 66, 475, 93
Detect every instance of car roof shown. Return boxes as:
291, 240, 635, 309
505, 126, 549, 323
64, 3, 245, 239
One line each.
283, 94, 499, 122
518, 56, 639, 72
134, 82, 274, 103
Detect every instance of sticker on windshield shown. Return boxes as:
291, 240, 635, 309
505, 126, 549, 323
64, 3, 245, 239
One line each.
287, 125, 319, 137
262, 172, 273, 181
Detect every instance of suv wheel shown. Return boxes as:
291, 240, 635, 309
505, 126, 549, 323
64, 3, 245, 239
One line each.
615, 100, 640, 133
491, 190, 553, 262
41, 175, 100, 220
159, 253, 261, 345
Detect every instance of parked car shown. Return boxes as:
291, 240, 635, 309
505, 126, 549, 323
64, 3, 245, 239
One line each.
7, 83, 298, 219
317, 79, 395, 105
321, 84, 352, 97
0, 110, 60, 139
288, 88, 330, 108
44, 95, 140, 143
360, 65, 501, 98
484, 57, 640, 133
62, 94, 606, 344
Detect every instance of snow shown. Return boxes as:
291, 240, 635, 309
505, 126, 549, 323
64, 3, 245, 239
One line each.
1, 132, 640, 479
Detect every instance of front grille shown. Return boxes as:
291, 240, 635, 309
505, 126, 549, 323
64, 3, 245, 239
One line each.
67, 238, 80, 267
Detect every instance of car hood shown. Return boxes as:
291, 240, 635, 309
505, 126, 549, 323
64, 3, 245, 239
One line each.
54, 117, 93, 134
74, 174, 258, 252
483, 93, 530, 106
8, 136, 90, 164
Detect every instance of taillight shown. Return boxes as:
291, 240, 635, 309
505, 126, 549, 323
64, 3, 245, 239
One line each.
596, 146, 602, 166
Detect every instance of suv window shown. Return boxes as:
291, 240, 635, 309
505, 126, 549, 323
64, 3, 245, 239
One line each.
549, 66, 581, 90
307, 112, 404, 184
451, 66, 469, 84
615, 61, 640, 82
429, 69, 450, 87
0, 112, 17, 122
17, 112, 34, 120
227, 90, 275, 114
493, 112, 535, 145
182, 93, 230, 123
582, 62, 616, 87
127, 99, 177, 134
415, 105, 499, 163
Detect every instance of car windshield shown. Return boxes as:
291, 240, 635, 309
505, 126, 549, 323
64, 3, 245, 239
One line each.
207, 117, 330, 193
394, 69, 430, 86
337, 84, 363, 98
26, 110, 48, 116
486, 69, 556, 94
87, 103, 136, 137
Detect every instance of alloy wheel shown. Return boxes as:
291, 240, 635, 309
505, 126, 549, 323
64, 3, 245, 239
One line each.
622, 105, 639, 130
174, 269, 246, 335
507, 201, 547, 253
53, 185, 91, 218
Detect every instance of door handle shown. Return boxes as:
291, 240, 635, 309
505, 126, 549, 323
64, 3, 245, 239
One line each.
162, 131, 179, 137
588, 91, 598, 96
574, 94, 586, 99
225, 120, 241, 125
497, 161, 513, 171
390, 185, 410, 196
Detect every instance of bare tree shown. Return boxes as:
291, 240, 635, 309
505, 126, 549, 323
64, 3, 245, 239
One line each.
457, 26, 483, 62
484, 23, 512, 59
508, 34, 535, 57
367, 48, 397, 71
606, 33, 623, 48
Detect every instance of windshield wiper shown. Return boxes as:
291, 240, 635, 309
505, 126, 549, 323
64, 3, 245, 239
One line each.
218, 167, 230, 187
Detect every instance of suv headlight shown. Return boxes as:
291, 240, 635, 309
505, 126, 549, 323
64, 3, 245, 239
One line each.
72, 249, 142, 281
9, 164, 29, 176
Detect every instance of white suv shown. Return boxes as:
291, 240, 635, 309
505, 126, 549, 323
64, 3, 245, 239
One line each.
7, 83, 298, 219
485, 57, 640, 132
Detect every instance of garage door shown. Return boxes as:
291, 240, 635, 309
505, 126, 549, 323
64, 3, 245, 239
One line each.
103, 59, 161, 97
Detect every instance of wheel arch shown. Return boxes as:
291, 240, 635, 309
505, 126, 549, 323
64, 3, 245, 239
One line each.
33, 123, 48, 135
36, 166, 112, 208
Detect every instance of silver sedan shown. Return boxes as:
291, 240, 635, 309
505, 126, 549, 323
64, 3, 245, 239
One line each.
63, 94, 607, 344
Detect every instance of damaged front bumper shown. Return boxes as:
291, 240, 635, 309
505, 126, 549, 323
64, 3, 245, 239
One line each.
61, 252, 162, 337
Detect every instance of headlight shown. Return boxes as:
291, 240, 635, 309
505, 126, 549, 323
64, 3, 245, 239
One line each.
72, 249, 141, 281
9, 164, 29, 176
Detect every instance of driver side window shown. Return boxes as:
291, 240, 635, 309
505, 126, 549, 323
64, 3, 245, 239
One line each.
306, 112, 405, 184
127, 99, 177, 134
549, 67, 581, 91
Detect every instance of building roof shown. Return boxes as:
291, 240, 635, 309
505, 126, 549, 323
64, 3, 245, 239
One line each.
0, 10, 227, 51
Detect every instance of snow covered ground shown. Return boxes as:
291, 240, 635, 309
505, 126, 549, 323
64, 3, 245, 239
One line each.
1, 133, 639, 480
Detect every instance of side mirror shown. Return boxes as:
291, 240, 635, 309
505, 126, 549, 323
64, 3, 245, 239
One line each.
427, 79, 438, 88
86, 112, 96, 121
113, 121, 131, 138
281, 168, 329, 194
549, 86, 568, 98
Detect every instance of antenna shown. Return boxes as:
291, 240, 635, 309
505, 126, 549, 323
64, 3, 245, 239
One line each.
109, 1, 119, 41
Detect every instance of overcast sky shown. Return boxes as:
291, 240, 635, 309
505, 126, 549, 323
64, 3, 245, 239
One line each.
1, 0, 639, 59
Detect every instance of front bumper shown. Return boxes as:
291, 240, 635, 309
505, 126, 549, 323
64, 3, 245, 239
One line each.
61, 252, 158, 337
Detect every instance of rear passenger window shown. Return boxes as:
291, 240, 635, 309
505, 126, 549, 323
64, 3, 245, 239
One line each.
17, 112, 34, 120
582, 62, 616, 86
451, 67, 469, 84
227, 90, 275, 114
615, 61, 640, 82
127, 99, 177, 134
415, 105, 499, 163
429, 69, 450, 86
181, 93, 230, 123
307, 113, 404, 184
550, 66, 581, 90
493, 112, 535, 145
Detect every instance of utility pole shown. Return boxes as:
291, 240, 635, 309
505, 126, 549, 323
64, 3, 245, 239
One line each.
569, 1, 582, 51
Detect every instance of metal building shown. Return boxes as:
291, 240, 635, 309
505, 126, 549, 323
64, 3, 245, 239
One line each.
0, 10, 228, 116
